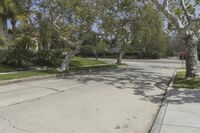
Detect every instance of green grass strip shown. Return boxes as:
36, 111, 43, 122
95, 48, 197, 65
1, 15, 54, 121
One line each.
0, 70, 53, 81
173, 70, 200, 89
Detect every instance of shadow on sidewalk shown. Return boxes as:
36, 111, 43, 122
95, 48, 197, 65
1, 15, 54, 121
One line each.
168, 89, 200, 104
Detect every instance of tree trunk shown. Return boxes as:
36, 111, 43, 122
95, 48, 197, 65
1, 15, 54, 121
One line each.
58, 50, 75, 71
184, 36, 200, 78
95, 52, 98, 61
0, 17, 4, 35
58, 41, 82, 72
11, 19, 17, 33
116, 37, 123, 64
2, 16, 8, 42
116, 51, 123, 64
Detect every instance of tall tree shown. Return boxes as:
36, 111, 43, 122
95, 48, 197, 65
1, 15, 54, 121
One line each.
95, 0, 135, 64
131, 4, 167, 59
34, 0, 95, 71
151, 0, 200, 78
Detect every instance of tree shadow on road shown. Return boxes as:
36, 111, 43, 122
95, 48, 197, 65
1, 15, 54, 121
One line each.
60, 67, 171, 104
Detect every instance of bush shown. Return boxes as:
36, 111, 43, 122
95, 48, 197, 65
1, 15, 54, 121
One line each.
0, 50, 8, 63
151, 51, 163, 59
5, 35, 35, 67
80, 45, 94, 57
143, 51, 163, 59
34, 50, 63, 67
124, 51, 143, 59
0, 35, 7, 46
165, 48, 175, 57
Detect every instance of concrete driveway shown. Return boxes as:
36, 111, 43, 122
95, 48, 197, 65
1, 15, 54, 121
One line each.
0, 59, 181, 133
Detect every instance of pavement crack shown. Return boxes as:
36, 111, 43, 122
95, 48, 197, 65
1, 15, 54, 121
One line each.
43, 87, 64, 92
20, 83, 62, 92
0, 84, 88, 109
0, 115, 33, 133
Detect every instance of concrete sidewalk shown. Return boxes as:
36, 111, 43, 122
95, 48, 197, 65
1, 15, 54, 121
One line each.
151, 88, 200, 133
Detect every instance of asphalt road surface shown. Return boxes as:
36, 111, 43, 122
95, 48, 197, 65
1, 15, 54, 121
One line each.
0, 59, 182, 133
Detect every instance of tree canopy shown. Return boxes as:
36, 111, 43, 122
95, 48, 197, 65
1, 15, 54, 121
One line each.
151, 0, 200, 78
0, 0, 187, 72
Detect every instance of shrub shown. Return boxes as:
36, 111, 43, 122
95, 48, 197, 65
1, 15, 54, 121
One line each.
143, 51, 163, 59
5, 35, 35, 67
79, 45, 94, 57
34, 50, 63, 67
0, 50, 8, 63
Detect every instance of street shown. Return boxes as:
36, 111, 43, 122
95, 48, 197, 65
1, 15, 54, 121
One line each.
0, 59, 182, 133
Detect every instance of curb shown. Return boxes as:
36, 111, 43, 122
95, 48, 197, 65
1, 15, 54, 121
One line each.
150, 69, 177, 133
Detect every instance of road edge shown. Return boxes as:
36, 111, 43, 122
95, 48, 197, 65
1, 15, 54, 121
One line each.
0, 66, 123, 86
150, 69, 177, 133
0, 75, 56, 86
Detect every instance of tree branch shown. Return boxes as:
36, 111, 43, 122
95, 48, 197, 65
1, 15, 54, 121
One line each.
194, 17, 200, 23
180, 0, 193, 22
151, 0, 184, 29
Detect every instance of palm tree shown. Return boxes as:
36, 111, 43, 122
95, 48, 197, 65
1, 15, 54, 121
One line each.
0, 0, 26, 45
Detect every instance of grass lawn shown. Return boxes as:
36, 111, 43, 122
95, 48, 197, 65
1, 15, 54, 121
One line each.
70, 57, 118, 71
0, 57, 117, 81
70, 57, 106, 67
173, 70, 200, 89
70, 64, 118, 71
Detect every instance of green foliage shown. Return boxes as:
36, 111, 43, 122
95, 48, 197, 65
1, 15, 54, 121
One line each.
131, 4, 168, 59
35, 50, 63, 67
0, 64, 15, 72
95, 41, 108, 53
95, 0, 136, 56
0, 0, 27, 34
196, 0, 200, 4
80, 45, 94, 56
0, 0, 177, 68
0, 49, 8, 63
174, 7, 184, 17
4, 0, 27, 20
0, 34, 7, 46
33, 0, 97, 69
6, 35, 35, 66
187, 4, 195, 14
144, 51, 163, 59
80, 40, 108, 58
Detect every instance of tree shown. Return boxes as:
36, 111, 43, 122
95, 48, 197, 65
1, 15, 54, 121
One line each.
131, 4, 168, 59
5, 20, 37, 66
95, 0, 135, 64
0, 0, 27, 44
151, 0, 200, 78
6, 33, 35, 66
93, 40, 108, 60
33, 0, 95, 71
